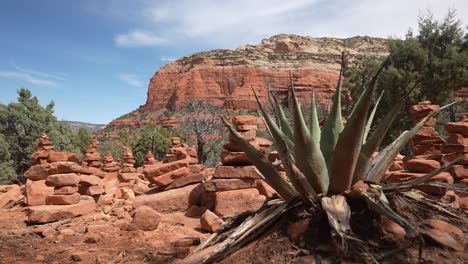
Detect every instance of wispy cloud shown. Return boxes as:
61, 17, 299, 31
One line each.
114, 30, 167, 47
160, 56, 176, 62
112, 0, 468, 49
117, 74, 143, 87
12, 64, 67, 81
0, 71, 60, 87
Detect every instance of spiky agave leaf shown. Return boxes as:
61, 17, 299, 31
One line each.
309, 89, 321, 143
221, 117, 298, 201
352, 84, 417, 183
365, 102, 458, 182
328, 61, 386, 194
363, 90, 384, 144
291, 84, 328, 193
272, 95, 294, 142
320, 55, 345, 170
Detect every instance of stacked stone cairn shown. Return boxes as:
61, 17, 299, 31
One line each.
385, 101, 454, 195
144, 151, 159, 166
115, 146, 149, 199
198, 115, 277, 232
101, 151, 121, 173
443, 116, 468, 184
23, 134, 96, 223
82, 136, 102, 169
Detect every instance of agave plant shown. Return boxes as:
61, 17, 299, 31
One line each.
188, 54, 463, 264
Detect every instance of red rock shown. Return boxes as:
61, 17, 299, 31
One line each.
424, 219, 463, 235
0, 185, 22, 208
47, 152, 79, 163
80, 167, 105, 177
386, 171, 453, 194
256, 180, 277, 198
449, 165, 468, 179
46, 173, 80, 187
444, 122, 468, 136
409, 104, 439, 115
268, 151, 280, 162
214, 188, 266, 216
388, 160, 404, 171
174, 237, 201, 247
412, 144, 442, 155
129, 206, 161, 231
118, 173, 140, 182
188, 164, 205, 173
441, 144, 468, 154
380, 216, 406, 239
404, 159, 441, 173
86, 224, 112, 235
413, 127, 439, 141
151, 167, 189, 186
442, 153, 468, 165
223, 141, 260, 152
459, 197, 468, 210
26, 180, 54, 206
220, 152, 252, 165
132, 180, 149, 195
236, 124, 257, 131
228, 130, 256, 142
46, 193, 80, 205
79, 175, 100, 186
447, 133, 468, 145
143, 158, 189, 179
200, 210, 224, 232
422, 229, 464, 251
133, 184, 200, 213
162, 172, 207, 190
28, 198, 96, 224
24, 164, 49, 181
54, 186, 78, 195
233, 115, 257, 126
255, 137, 272, 148
287, 219, 310, 241
204, 178, 257, 192
185, 205, 207, 217
79, 186, 105, 196
104, 179, 119, 197
213, 165, 259, 179
47, 162, 83, 175
440, 190, 460, 208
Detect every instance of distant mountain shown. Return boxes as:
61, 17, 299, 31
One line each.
59, 121, 106, 133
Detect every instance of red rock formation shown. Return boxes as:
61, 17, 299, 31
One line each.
144, 35, 389, 112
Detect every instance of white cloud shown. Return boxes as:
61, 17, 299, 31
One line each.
0, 71, 59, 87
113, 0, 468, 49
12, 64, 67, 81
117, 74, 143, 87
114, 30, 167, 47
160, 56, 176, 62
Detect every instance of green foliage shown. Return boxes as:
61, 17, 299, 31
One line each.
346, 10, 468, 145
77, 128, 92, 155
0, 135, 17, 183
132, 124, 175, 167
0, 88, 80, 181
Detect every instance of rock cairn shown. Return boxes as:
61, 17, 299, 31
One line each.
23, 134, 96, 223
115, 146, 149, 199
385, 102, 454, 195
121, 146, 137, 173
443, 116, 468, 185
198, 115, 276, 232
102, 151, 121, 172
83, 136, 102, 169
166, 137, 198, 165
144, 151, 159, 166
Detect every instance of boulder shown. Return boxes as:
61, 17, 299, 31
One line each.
46, 173, 80, 187
143, 159, 189, 179
441, 144, 468, 154
446, 133, 468, 145
24, 164, 49, 181
150, 167, 189, 186
188, 164, 205, 173
444, 122, 468, 136
422, 229, 464, 252
47, 152, 79, 163
220, 152, 252, 165
118, 173, 140, 182
404, 159, 441, 173
0, 185, 22, 208
47, 162, 83, 175
79, 175, 101, 186
233, 115, 257, 126
449, 165, 468, 179
133, 184, 200, 213
442, 153, 468, 165
26, 180, 54, 206
129, 206, 161, 231
256, 180, 277, 198
162, 172, 207, 191
228, 130, 256, 142
380, 216, 406, 239
28, 198, 96, 224
46, 193, 80, 205
214, 188, 266, 216
213, 166, 259, 179
54, 186, 78, 195
424, 219, 463, 235
204, 178, 257, 192
200, 210, 224, 232
79, 186, 105, 196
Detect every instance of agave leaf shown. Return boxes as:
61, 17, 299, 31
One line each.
221, 117, 297, 201
352, 84, 417, 183
363, 90, 384, 144
365, 102, 458, 183
272, 95, 294, 142
309, 89, 321, 143
328, 60, 386, 194
291, 83, 328, 193
320, 56, 345, 170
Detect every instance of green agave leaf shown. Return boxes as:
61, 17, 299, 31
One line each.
328, 60, 385, 194
291, 84, 328, 193
365, 102, 458, 183
320, 58, 345, 170
352, 84, 417, 183
309, 89, 321, 143
221, 117, 297, 201
363, 90, 384, 144
272, 95, 294, 142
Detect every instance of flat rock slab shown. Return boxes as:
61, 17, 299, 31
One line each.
133, 184, 200, 213
204, 178, 257, 192
162, 172, 207, 191
221, 152, 253, 166
213, 166, 259, 179
28, 198, 96, 224
214, 188, 266, 216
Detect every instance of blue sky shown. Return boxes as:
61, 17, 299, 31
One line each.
0, 0, 467, 124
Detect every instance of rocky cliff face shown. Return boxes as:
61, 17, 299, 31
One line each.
144, 34, 389, 111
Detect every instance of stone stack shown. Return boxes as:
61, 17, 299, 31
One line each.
385, 102, 454, 195
408, 101, 446, 155
121, 146, 137, 173
144, 151, 159, 166
166, 137, 198, 165
443, 116, 468, 184
82, 136, 102, 169
114, 146, 148, 199
101, 151, 121, 173
198, 115, 275, 229
31, 133, 55, 165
